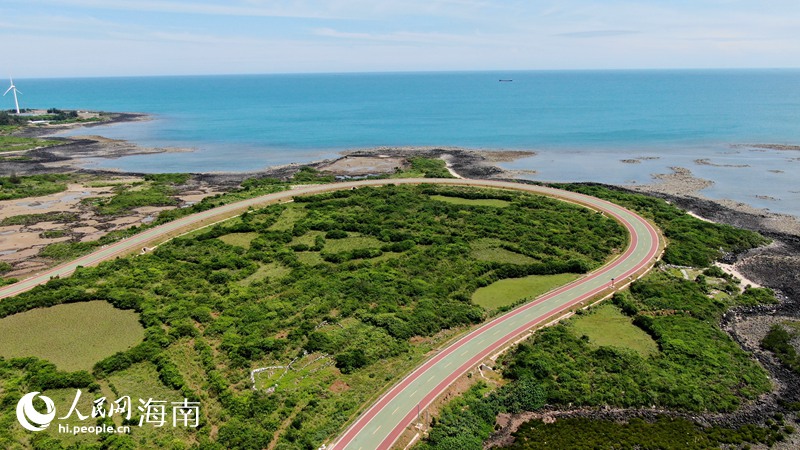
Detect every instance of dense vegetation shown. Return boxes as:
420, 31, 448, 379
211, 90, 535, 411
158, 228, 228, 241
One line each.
554, 183, 769, 266
37, 172, 293, 261
507, 416, 792, 450
0, 212, 78, 227
0, 184, 623, 449
762, 323, 800, 374
418, 184, 777, 450
0, 113, 63, 153
504, 271, 771, 413
392, 157, 455, 178
0, 174, 70, 200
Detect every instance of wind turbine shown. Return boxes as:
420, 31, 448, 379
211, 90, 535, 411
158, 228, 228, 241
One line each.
4, 78, 22, 114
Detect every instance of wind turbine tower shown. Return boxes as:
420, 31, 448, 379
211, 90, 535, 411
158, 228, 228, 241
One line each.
4, 78, 22, 114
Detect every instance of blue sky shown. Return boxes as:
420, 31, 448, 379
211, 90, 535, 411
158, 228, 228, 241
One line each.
3, 0, 800, 77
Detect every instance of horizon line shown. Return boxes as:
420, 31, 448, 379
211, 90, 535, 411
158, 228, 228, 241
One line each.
13, 66, 800, 81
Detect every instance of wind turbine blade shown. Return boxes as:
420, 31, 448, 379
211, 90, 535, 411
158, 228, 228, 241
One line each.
15, 89, 22, 95
3, 86, 11, 96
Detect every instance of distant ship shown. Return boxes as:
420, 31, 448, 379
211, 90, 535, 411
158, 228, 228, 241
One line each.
499, 79, 513, 82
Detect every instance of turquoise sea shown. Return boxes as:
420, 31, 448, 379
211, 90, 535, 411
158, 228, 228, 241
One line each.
10, 70, 800, 216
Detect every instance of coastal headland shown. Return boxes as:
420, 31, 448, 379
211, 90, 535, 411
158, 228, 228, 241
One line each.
2, 112, 800, 448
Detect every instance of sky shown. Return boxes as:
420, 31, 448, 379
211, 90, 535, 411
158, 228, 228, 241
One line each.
2, 0, 800, 78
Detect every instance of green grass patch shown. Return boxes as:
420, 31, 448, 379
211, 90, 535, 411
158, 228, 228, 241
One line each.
506, 416, 789, 450
430, 195, 510, 208
104, 362, 195, 447
0, 301, 144, 371
391, 157, 454, 178
289, 230, 326, 247
0, 174, 70, 200
254, 353, 336, 391
472, 273, 580, 310
0, 135, 60, 153
85, 179, 140, 188
85, 185, 177, 215
40, 229, 68, 239
241, 262, 292, 285
143, 173, 191, 185
296, 251, 325, 265
39, 241, 99, 261
570, 303, 659, 357
761, 323, 800, 374
218, 232, 259, 249
471, 238, 537, 265
323, 235, 384, 253
268, 204, 307, 231
0, 211, 78, 226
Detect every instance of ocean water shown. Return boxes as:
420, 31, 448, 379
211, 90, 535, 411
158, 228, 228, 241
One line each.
10, 70, 800, 216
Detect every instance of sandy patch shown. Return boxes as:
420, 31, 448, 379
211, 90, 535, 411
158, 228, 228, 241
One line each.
134, 206, 173, 215
178, 190, 222, 205
0, 225, 23, 235
715, 262, 762, 290
73, 226, 100, 234
318, 156, 405, 175
0, 184, 113, 219
109, 216, 142, 226
686, 211, 714, 223
0, 232, 53, 252
329, 380, 350, 393
80, 232, 106, 243
440, 154, 463, 179
29, 222, 66, 231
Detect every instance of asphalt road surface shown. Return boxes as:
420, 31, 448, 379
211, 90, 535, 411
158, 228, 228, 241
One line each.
0, 178, 660, 450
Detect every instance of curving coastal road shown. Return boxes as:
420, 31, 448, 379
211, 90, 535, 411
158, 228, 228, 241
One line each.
328, 180, 661, 450
0, 178, 661, 450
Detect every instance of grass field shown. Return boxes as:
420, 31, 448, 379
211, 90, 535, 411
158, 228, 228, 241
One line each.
268, 204, 306, 231
472, 273, 580, 310
241, 262, 292, 285
471, 238, 537, 265
570, 303, 659, 357
218, 232, 259, 249
0, 135, 60, 153
0, 301, 144, 371
297, 251, 326, 265
0, 174, 70, 201
290, 230, 325, 247
254, 352, 336, 392
429, 195, 510, 208
105, 362, 194, 448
